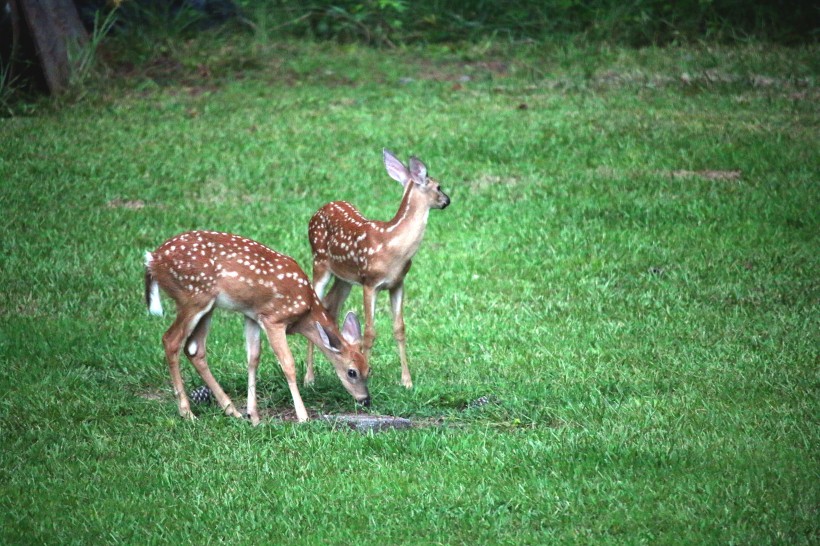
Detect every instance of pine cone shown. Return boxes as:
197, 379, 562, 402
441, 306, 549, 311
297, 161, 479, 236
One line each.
189, 385, 213, 405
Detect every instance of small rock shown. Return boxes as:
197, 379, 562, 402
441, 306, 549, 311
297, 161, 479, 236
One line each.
323, 414, 413, 433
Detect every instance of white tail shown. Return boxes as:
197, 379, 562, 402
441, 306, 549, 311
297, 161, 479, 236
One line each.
305, 149, 450, 388
144, 251, 164, 316
144, 230, 369, 424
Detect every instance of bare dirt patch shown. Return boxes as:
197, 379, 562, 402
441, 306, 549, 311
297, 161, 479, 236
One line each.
106, 198, 146, 209
0, 292, 40, 317
410, 59, 511, 83
668, 169, 742, 181
136, 389, 436, 431
465, 174, 522, 190
136, 388, 172, 402
588, 69, 815, 96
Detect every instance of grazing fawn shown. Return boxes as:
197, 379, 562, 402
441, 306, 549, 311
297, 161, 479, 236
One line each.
144, 230, 370, 424
305, 149, 450, 388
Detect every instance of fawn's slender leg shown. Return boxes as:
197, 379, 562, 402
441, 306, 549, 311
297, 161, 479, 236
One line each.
362, 284, 378, 361
263, 319, 309, 423
163, 302, 214, 420
389, 282, 412, 388
184, 308, 242, 418
163, 309, 197, 419
244, 317, 263, 425
305, 265, 333, 386
324, 278, 352, 323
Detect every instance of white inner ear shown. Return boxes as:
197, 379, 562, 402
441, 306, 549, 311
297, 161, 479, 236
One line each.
384, 149, 410, 187
316, 322, 341, 353
341, 328, 356, 344
341, 311, 362, 343
409, 157, 428, 184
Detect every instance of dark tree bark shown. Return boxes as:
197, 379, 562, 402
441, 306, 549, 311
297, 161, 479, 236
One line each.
17, 0, 88, 94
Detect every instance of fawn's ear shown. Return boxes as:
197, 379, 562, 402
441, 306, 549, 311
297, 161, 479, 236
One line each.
341, 311, 362, 344
383, 148, 410, 187
316, 322, 341, 353
408, 156, 428, 185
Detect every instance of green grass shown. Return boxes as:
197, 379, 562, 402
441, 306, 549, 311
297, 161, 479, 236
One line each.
0, 35, 818, 544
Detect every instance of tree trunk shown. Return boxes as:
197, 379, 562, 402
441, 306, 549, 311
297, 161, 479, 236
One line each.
17, 0, 88, 95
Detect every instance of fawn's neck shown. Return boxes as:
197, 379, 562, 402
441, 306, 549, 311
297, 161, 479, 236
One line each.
296, 305, 338, 345
383, 183, 430, 255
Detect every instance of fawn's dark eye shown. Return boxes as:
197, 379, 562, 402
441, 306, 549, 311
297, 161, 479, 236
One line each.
347, 369, 358, 379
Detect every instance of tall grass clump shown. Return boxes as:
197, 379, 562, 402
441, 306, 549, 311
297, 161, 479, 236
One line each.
66, 7, 119, 96
0, 59, 20, 116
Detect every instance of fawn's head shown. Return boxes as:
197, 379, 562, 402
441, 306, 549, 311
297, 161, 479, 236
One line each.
383, 148, 450, 210
315, 311, 371, 405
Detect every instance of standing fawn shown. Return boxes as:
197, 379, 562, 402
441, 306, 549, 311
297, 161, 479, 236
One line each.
305, 149, 450, 388
144, 230, 370, 424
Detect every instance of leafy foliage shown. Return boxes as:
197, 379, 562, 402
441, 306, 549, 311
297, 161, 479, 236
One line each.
255, 0, 817, 45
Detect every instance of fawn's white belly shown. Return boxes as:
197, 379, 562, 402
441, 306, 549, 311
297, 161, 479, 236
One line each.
215, 292, 259, 320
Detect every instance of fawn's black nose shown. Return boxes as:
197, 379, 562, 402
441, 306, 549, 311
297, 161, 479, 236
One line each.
360, 396, 371, 408
441, 194, 451, 209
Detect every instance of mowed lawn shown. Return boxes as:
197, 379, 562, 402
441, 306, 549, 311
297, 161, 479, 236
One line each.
0, 40, 817, 544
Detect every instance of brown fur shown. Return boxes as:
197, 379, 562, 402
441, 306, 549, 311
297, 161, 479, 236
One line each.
145, 230, 369, 424
305, 150, 450, 388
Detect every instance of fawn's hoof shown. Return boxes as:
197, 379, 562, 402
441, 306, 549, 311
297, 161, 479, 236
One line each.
223, 403, 243, 419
